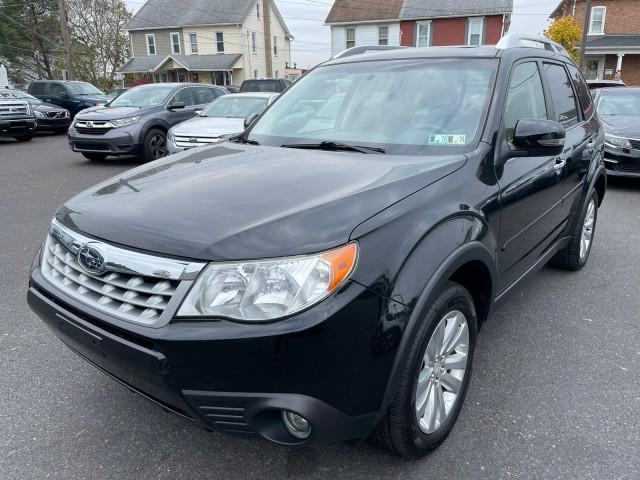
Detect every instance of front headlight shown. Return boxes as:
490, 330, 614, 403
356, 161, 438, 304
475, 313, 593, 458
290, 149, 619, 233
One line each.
34, 110, 46, 118
605, 134, 631, 149
110, 116, 140, 128
177, 243, 358, 322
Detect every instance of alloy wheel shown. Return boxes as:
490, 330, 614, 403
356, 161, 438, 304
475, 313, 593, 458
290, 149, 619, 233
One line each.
150, 134, 167, 159
415, 310, 469, 434
580, 199, 596, 261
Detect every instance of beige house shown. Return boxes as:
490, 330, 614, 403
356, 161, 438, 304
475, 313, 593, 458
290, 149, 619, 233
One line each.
118, 0, 293, 87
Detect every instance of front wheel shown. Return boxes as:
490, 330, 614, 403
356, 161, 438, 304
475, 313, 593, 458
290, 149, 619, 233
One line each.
374, 281, 477, 457
143, 128, 168, 162
14, 133, 33, 142
551, 191, 598, 271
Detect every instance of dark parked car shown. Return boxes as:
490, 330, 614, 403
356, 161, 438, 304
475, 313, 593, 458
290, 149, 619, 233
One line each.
27, 80, 109, 118
67, 83, 227, 162
587, 79, 625, 90
28, 35, 606, 457
595, 86, 640, 177
0, 91, 36, 141
239, 78, 291, 93
0, 89, 70, 133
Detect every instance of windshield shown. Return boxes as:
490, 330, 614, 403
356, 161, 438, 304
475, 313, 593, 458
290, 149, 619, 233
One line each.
66, 82, 103, 95
248, 58, 497, 155
598, 93, 640, 115
202, 96, 269, 118
109, 86, 174, 108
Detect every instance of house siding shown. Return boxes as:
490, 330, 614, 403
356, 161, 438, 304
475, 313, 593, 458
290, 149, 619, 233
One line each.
485, 15, 504, 44
330, 23, 401, 55
397, 15, 504, 47
553, 0, 640, 34
432, 17, 467, 45
181, 25, 244, 56
400, 21, 414, 47
130, 29, 181, 57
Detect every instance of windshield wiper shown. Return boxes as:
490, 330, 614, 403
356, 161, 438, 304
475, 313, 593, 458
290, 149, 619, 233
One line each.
281, 141, 385, 154
230, 135, 259, 145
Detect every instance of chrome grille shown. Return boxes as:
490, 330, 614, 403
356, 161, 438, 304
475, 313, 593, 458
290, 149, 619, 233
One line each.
174, 135, 225, 148
40, 220, 206, 327
0, 101, 29, 118
74, 120, 112, 135
47, 111, 67, 118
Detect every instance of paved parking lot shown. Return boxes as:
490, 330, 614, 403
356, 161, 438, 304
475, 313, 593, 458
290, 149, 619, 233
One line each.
1, 133, 639, 480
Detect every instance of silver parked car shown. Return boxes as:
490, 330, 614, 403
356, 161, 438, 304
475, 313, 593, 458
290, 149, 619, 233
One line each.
167, 92, 278, 153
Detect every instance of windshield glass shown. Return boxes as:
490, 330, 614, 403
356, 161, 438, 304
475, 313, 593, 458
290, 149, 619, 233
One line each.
66, 82, 103, 95
598, 93, 640, 115
109, 86, 174, 108
202, 96, 269, 118
248, 58, 497, 155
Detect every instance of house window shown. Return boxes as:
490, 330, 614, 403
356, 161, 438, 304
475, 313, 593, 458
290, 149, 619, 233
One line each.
170, 32, 180, 54
378, 26, 389, 46
216, 32, 224, 52
273, 36, 278, 55
256, 1, 260, 19
252, 32, 257, 54
467, 17, 484, 46
416, 21, 431, 47
589, 6, 606, 35
254, 69, 258, 79
190, 33, 198, 53
146, 34, 156, 55
346, 27, 355, 49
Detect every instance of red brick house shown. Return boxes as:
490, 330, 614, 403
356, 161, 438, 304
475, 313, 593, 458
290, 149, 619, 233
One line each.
326, 0, 513, 56
551, 0, 640, 85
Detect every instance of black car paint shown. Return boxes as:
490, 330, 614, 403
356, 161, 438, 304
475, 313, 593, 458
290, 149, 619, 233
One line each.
28, 46, 607, 445
27, 81, 109, 117
66, 83, 227, 158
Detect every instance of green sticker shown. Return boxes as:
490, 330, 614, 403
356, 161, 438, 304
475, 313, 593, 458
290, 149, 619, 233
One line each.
428, 134, 466, 145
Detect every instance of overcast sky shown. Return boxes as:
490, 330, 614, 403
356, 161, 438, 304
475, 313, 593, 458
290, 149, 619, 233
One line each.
127, 0, 560, 69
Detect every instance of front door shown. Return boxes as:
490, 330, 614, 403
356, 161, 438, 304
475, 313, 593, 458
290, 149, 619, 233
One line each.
496, 60, 568, 291
584, 56, 605, 80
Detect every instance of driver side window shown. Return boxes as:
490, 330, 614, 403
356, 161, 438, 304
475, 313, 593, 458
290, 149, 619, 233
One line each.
50, 83, 68, 97
504, 62, 547, 141
171, 88, 195, 106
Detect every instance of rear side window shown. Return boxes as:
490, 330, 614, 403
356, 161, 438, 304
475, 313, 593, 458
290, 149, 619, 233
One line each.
29, 82, 46, 95
171, 88, 195, 106
504, 62, 547, 141
191, 86, 214, 104
544, 63, 579, 129
567, 64, 594, 118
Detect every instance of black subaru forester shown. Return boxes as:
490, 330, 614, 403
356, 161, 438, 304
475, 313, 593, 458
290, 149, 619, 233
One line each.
28, 35, 606, 458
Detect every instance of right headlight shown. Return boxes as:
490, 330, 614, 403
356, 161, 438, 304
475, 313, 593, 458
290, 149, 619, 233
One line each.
177, 243, 358, 322
605, 134, 631, 149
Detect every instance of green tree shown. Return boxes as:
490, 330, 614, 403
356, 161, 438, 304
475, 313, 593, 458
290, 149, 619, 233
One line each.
545, 16, 583, 63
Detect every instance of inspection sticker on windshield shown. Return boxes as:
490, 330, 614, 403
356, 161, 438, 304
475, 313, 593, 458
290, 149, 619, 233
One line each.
428, 134, 466, 145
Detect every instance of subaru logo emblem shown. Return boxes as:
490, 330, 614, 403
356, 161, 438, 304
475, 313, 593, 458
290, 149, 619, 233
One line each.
77, 244, 105, 275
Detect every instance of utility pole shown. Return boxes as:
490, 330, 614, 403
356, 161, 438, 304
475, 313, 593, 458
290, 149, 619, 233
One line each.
579, 0, 592, 71
57, 0, 75, 80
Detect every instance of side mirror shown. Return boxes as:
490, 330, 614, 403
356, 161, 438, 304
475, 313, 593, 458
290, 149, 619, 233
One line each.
58, 91, 69, 99
244, 112, 260, 129
194, 109, 202, 115
511, 119, 565, 156
168, 101, 185, 110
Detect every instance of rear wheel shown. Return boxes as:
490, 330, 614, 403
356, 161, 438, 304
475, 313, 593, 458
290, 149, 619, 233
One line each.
143, 128, 168, 162
374, 281, 477, 457
551, 190, 598, 271
81, 152, 107, 161
14, 133, 33, 142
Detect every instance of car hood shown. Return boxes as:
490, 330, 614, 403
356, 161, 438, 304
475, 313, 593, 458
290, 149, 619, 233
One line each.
76, 105, 157, 120
600, 115, 640, 138
173, 116, 245, 136
56, 144, 466, 261
32, 101, 66, 112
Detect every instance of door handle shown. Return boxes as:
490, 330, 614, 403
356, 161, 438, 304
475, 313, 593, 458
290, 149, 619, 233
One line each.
553, 157, 566, 173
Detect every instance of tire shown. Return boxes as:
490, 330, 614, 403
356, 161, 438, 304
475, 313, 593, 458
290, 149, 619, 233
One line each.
14, 133, 33, 142
550, 190, 598, 271
143, 128, 168, 162
81, 152, 107, 161
374, 281, 478, 458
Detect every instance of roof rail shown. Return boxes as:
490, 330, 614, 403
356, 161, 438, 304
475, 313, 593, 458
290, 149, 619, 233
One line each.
330, 45, 407, 60
496, 33, 572, 60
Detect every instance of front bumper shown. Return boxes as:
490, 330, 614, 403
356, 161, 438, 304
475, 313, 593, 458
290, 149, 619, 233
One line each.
0, 118, 36, 136
67, 125, 142, 156
604, 147, 640, 177
28, 251, 398, 445
36, 116, 71, 131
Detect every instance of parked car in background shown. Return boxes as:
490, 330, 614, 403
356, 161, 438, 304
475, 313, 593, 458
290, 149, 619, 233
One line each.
225, 85, 241, 93
587, 80, 626, 90
595, 87, 640, 177
106, 88, 128, 99
27, 80, 109, 118
28, 36, 606, 457
67, 83, 227, 162
0, 89, 70, 133
240, 78, 291, 93
168, 93, 277, 153
0, 92, 36, 141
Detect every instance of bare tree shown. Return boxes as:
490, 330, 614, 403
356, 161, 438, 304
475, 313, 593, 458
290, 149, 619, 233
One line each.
67, 0, 130, 90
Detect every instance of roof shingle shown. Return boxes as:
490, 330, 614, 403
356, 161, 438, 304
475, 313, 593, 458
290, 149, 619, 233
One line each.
326, 0, 404, 24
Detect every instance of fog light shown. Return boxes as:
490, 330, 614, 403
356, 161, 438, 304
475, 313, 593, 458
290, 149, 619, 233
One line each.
281, 410, 311, 439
